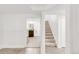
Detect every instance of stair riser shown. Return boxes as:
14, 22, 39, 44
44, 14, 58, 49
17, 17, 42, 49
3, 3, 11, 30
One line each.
45, 33, 52, 34
46, 40, 55, 43
46, 36, 53, 37
45, 37, 54, 39
45, 34, 53, 36
45, 40, 55, 43
45, 32, 52, 33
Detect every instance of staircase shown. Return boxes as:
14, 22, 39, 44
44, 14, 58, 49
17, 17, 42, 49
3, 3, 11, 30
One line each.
45, 21, 57, 47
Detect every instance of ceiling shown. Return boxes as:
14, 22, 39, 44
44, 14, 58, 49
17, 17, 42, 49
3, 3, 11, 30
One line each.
0, 4, 56, 13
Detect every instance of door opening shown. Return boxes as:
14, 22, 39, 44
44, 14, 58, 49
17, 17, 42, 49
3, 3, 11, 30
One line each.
28, 24, 34, 37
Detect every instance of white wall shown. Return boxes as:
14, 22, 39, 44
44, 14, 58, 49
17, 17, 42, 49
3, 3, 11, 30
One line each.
65, 5, 70, 53
0, 13, 26, 48
58, 15, 66, 48
40, 14, 45, 54
70, 5, 79, 54
0, 12, 41, 48
0, 14, 3, 47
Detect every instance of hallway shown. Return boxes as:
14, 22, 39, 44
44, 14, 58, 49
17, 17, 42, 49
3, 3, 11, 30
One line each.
27, 37, 41, 48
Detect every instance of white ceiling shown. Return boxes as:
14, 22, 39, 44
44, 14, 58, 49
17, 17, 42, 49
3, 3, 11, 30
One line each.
0, 4, 56, 13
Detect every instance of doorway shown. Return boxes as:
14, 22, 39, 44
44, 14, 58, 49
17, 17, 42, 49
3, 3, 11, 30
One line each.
28, 24, 34, 37
26, 18, 41, 48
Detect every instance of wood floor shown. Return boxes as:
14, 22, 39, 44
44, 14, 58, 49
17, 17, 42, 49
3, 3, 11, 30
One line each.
0, 48, 40, 54
46, 47, 65, 54
27, 37, 41, 48
0, 36, 65, 54
0, 36, 41, 54
0, 47, 65, 54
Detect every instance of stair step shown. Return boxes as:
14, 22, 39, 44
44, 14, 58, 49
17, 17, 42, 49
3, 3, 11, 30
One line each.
45, 32, 52, 34
45, 33, 52, 35
45, 43, 56, 47
45, 31, 52, 33
45, 36, 54, 39
46, 36, 54, 37
45, 39, 55, 43
45, 35, 52, 36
